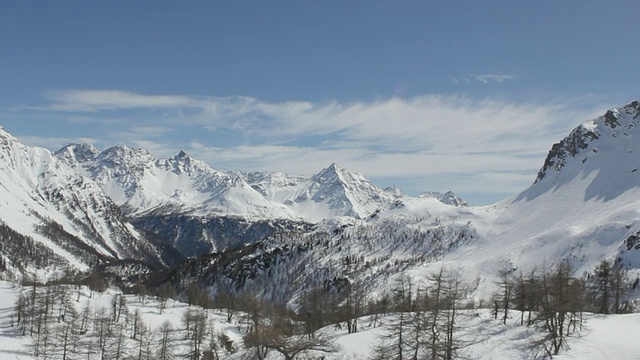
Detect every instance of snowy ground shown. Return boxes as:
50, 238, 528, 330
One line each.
319, 311, 640, 360
1, 280, 640, 359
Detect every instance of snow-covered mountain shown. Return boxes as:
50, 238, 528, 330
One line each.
58, 146, 397, 223
56, 145, 295, 219
247, 163, 395, 222
56, 146, 405, 255
154, 100, 640, 305
5, 100, 640, 308
418, 190, 470, 207
475, 100, 640, 278
0, 127, 179, 276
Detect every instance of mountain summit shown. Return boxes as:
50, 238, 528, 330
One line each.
529, 100, 640, 201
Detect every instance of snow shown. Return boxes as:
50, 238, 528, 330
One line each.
315, 311, 640, 360
61, 148, 398, 223
0, 281, 243, 359
0, 129, 170, 272
356, 101, 640, 299
2, 280, 640, 360
3, 103, 640, 356
0, 281, 30, 359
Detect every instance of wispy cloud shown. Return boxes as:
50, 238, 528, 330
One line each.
43, 90, 201, 112
20, 89, 607, 203
472, 73, 518, 84
450, 73, 517, 85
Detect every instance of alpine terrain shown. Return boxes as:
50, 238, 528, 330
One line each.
1, 101, 640, 359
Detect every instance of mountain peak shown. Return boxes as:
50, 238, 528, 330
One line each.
55, 143, 101, 164
0, 126, 17, 142
176, 150, 189, 158
535, 100, 640, 184
313, 163, 347, 182
162, 149, 218, 177
384, 186, 405, 199
319, 162, 341, 173
419, 190, 469, 207
99, 145, 154, 164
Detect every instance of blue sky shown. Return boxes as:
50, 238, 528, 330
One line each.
1, 1, 638, 205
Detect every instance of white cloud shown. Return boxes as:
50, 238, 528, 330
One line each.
29, 89, 608, 203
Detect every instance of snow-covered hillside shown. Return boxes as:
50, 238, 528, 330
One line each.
1, 280, 639, 360
466, 101, 640, 283
0, 128, 177, 275
347, 100, 640, 298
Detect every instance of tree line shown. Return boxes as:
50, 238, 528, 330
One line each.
12, 279, 239, 360
9, 255, 637, 359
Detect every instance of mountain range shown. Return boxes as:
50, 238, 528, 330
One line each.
1, 100, 640, 303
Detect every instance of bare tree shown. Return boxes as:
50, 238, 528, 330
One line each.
112, 320, 127, 360
594, 259, 611, 314
610, 259, 632, 313
94, 307, 114, 359
183, 308, 208, 360
245, 324, 337, 360
112, 293, 127, 322
136, 323, 154, 360
425, 268, 446, 360
370, 275, 414, 360
156, 320, 175, 360
14, 293, 28, 335
131, 308, 143, 340
495, 266, 513, 325
157, 283, 176, 314
243, 296, 338, 360
54, 302, 82, 360
530, 262, 585, 358
214, 291, 237, 323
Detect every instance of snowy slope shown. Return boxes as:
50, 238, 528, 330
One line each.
0, 128, 175, 274
322, 311, 640, 360
458, 101, 640, 285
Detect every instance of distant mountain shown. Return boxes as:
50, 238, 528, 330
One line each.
153, 100, 640, 305
57, 145, 293, 219
247, 163, 395, 222
418, 191, 469, 207
57, 146, 399, 255
0, 128, 180, 276
58, 147, 396, 223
